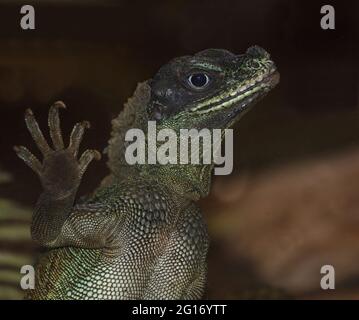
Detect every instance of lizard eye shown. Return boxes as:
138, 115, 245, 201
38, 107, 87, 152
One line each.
187, 73, 210, 89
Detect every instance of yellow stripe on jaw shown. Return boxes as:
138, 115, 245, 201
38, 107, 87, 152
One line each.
195, 84, 265, 115
190, 71, 267, 113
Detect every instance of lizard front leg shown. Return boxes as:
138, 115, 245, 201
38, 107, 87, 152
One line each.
14, 102, 101, 246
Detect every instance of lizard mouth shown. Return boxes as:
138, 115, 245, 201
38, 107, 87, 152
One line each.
225, 69, 280, 127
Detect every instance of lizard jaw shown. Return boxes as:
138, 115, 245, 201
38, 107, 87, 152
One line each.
224, 69, 280, 128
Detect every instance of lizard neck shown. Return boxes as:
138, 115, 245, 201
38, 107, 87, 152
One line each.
131, 163, 213, 201
103, 162, 213, 202
106, 81, 214, 201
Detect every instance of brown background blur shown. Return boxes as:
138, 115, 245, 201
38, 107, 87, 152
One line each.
0, 0, 359, 299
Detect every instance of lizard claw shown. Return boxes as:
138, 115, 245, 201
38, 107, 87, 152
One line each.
53, 101, 66, 109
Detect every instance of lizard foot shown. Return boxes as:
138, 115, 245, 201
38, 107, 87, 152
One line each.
14, 102, 101, 197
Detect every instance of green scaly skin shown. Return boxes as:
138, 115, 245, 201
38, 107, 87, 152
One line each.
14, 46, 279, 299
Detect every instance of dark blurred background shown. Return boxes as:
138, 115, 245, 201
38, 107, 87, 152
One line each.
0, 0, 359, 299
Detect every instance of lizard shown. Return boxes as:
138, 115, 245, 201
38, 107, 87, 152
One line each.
13, 46, 279, 299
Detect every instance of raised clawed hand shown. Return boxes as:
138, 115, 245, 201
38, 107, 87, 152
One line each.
14, 101, 101, 198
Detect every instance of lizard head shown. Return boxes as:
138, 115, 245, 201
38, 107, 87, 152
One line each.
147, 46, 279, 131
108, 46, 279, 200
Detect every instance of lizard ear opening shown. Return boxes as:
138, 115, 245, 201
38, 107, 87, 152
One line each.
150, 103, 163, 121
